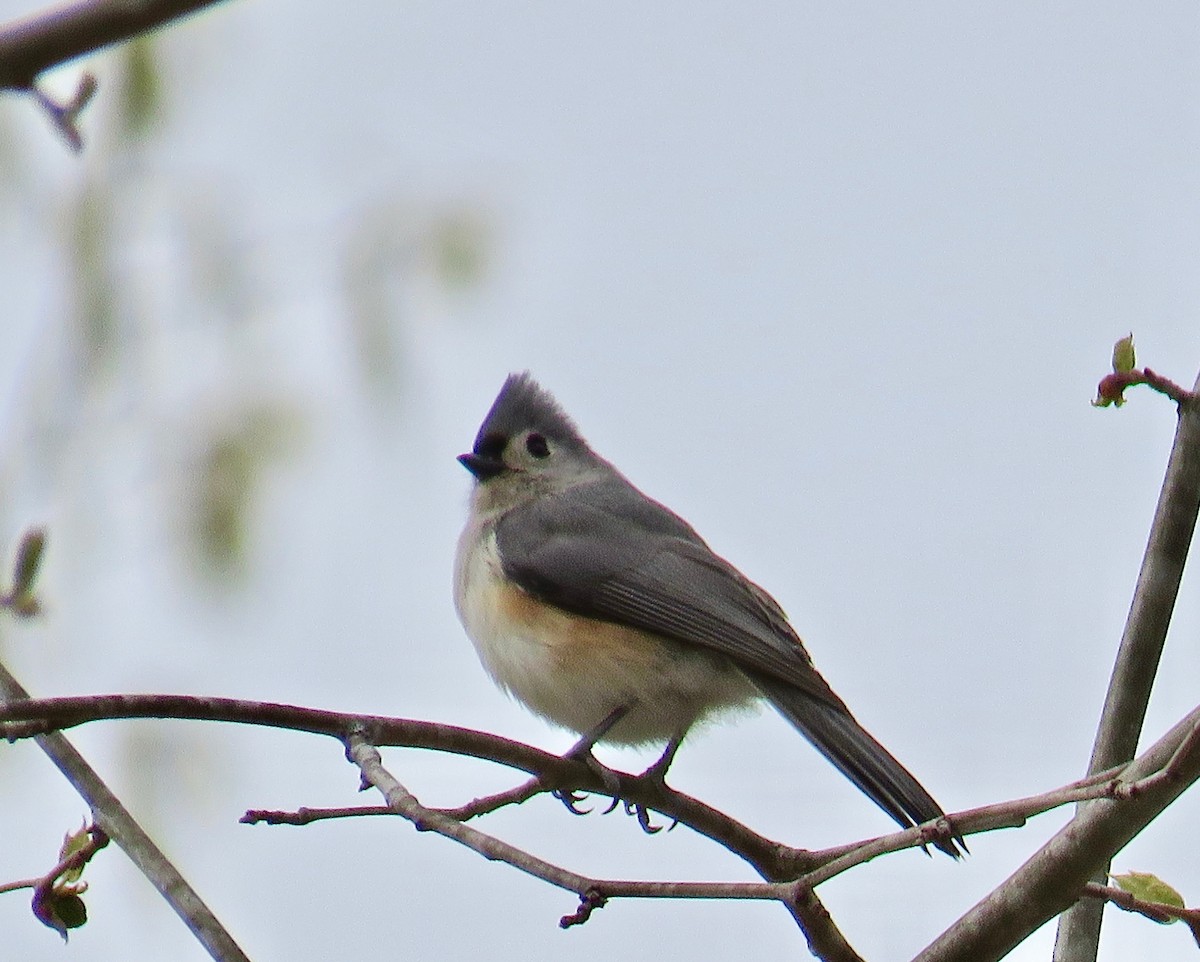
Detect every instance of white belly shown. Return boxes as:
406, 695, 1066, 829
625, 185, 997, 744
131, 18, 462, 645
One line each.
453, 525, 755, 746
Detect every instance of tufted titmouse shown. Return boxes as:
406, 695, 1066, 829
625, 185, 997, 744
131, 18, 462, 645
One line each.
455, 373, 960, 855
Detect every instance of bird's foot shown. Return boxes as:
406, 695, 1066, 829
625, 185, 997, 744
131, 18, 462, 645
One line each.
550, 787, 594, 815
616, 798, 672, 834
551, 745, 624, 815
610, 741, 680, 832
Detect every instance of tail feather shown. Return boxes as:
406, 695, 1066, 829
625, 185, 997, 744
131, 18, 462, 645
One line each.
755, 677, 964, 857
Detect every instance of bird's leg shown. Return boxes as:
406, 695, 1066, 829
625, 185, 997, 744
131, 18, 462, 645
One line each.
620, 729, 686, 832
639, 732, 684, 786
552, 704, 631, 813
564, 704, 630, 760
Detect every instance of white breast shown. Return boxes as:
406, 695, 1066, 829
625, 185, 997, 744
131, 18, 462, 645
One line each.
453, 519, 756, 746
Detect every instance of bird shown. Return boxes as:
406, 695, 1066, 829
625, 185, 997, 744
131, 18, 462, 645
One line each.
454, 372, 960, 855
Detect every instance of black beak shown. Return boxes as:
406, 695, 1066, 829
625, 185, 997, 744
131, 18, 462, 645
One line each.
458, 452, 506, 481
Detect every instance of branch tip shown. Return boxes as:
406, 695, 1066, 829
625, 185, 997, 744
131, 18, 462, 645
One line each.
560, 890, 606, 929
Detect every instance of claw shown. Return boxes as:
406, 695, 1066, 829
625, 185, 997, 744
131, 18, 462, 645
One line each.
616, 799, 669, 834
612, 740, 683, 833
551, 750, 625, 815
633, 802, 663, 834
552, 788, 593, 815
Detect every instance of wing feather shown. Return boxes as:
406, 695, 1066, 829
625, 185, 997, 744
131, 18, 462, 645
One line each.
495, 479, 845, 708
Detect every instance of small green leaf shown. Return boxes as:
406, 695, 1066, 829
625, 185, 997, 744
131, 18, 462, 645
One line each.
1112, 333, 1137, 374
1112, 870, 1185, 919
58, 823, 91, 885
33, 890, 87, 939
53, 893, 87, 930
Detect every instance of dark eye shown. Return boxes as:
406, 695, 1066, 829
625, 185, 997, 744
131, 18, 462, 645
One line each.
525, 433, 550, 458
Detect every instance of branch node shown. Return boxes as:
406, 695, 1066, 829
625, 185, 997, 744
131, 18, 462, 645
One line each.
31, 73, 97, 153
559, 889, 606, 929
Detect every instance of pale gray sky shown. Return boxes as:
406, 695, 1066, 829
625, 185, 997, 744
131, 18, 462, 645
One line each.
2, 2, 1200, 960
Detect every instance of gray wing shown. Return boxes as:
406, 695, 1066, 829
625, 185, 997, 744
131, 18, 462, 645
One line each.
494, 478, 847, 709
497, 477, 962, 853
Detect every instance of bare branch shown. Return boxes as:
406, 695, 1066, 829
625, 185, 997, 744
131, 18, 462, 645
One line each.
344, 728, 868, 960
1115, 717, 1200, 799
915, 704, 1200, 962
0, 692, 1166, 877
800, 768, 1129, 888
431, 774, 547, 820
0, 0, 232, 90
1056, 365, 1200, 961
10, 687, 1197, 959
786, 883, 868, 962
0, 692, 824, 880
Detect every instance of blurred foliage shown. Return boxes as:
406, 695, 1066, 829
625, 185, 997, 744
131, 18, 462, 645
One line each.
64, 182, 118, 386
0, 101, 30, 194
182, 190, 252, 326
343, 206, 414, 403
120, 724, 218, 831
185, 402, 306, 584
343, 202, 490, 406
431, 209, 489, 290
117, 37, 162, 142
53, 39, 165, 387
10, 34, 492, 602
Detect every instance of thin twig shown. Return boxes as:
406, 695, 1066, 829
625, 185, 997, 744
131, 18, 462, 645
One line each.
1114, 718, 1200, 799
432, 773, 548, 820
241, 805, 392, 826
30, 72, 95, 151
805, 767, 1130, 888
343, 730, 783, 902
1082, 882, 1200, 945
0, 823, 107, 896
1095, 368, 1195, 408
0, 666, 250, 962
